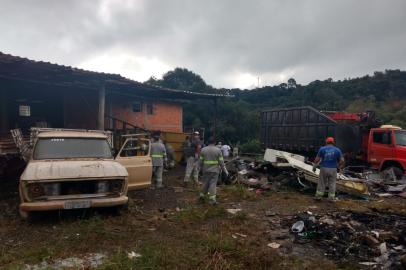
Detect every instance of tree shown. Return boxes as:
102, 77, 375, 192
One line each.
279, 83, 288, 89
287, 78, 297, 89
160, 68, 208, 93
145, 76, 159, 86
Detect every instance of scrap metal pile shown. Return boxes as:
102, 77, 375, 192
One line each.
363, 169, 406, 198
225, 149, 406, 198
224, 156, 272, 191
276, 210, 406, 268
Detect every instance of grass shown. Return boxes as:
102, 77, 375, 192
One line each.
222, 184, 257, 201
0, 214, 126, 268
173, 205, 227, 224
97, 232, 245, 270
229, 211, 249, 225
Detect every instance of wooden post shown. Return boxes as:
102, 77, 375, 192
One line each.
98, 85, 106, 130
107, 95, 113, 129
0, 89, 8, 134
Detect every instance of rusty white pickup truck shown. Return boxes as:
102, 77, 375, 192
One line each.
18, 129, 152, 219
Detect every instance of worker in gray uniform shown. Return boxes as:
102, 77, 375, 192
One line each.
199, 136, 228, 204
183, 131, 202, 186
151, 133, 167, 188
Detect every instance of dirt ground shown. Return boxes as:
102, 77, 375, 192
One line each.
0, 166, 405, 270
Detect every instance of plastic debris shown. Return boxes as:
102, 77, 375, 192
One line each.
319, 216, 335, 225
308, 216, 316, 223
359, 262, 377, 266
128, 251, 142, 260
267, 242, 281, 249
291, 221, 305, 233
226, 208, 242, 215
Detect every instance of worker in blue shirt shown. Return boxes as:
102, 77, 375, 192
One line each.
312, 137, 345, 200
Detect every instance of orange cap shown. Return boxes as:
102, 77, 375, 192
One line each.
326, 137, 335, 144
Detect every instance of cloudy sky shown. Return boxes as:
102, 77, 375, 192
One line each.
1, 0, 406, 89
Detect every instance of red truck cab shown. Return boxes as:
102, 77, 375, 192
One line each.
367, 126, 406, 177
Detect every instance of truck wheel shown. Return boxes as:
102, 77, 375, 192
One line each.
112, 204, 128, 216
383, 166, 404, 180
19, 209, 33, 221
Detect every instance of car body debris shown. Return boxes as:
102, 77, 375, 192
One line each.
225, 149, 405, 199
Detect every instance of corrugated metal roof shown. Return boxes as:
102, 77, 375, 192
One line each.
0, 51, 232, 99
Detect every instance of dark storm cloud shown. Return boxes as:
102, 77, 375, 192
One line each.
0, 0, 405, 88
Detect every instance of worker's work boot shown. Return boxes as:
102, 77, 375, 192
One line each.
209, 200, 219, 206
208, 195, 218, 205
193, 176, 200, 184
197, 193, 205, 204
314, 191, 324, 201
156, 181, 164, 189
327, 195, 338, 202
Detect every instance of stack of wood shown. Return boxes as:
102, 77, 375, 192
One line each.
0, 134, 28, 155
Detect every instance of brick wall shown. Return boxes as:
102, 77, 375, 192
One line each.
111, 99, 182, 133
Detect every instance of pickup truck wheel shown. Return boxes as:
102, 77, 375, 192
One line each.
111, 204, 128, 216
383, 166, 404, 180
19, 209, 33, 221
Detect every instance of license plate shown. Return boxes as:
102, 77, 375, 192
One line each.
64, 200, 91, 209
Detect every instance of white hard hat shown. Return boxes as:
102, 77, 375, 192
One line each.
194, 131, 200, 135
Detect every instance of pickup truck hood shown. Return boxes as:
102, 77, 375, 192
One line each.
20, 160, 128, 181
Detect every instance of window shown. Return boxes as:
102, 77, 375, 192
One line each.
146, 103, 154, 115
373, 132, 392, 145
33, 138, 112, 160
119, 139, 150, 157
394, 130, 406, 146
19, 105, 31, 117
132, 102, 142, 112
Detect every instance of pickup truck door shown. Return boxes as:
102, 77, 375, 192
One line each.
115, 138, 152, 190
368, 131, 394, 169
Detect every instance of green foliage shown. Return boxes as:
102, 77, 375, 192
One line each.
240, 139, 262, 154
150, 67, 211, 93
146, 69, 406, 144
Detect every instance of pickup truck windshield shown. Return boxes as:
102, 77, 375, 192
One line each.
394, 130, 406, 146
34, 138, 113, 160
